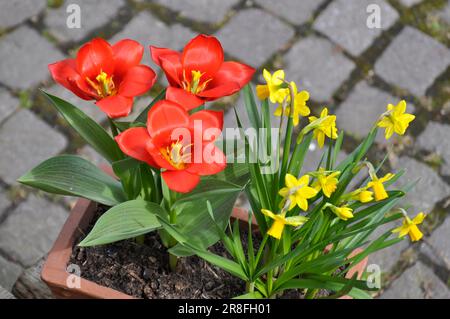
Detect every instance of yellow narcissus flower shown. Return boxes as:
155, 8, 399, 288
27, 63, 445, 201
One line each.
308, 107, 338, 148
330, 205, 354, 221
377, 100, 415, 140
348, 188, 374, 203
366, 173, 394, 201
311, 167, 340, 198
256, 69, 289, 103
274, 81, 310, 126
279, 174, 318, 211
261, 209, 308, 240
392, 212, 426, 242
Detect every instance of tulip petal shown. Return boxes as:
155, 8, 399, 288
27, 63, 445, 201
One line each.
115, 127, 156, 167
76, 38, 114, 78
147, 100, 189, 137
96, 95, 133, 118
158, 52, 183, 86
162, 170, 200, 193
119, 65, 157, 97
181, 34, 224, 80
150, 46, 179, 64
209, 61, 255, 88
189, 110, 223, 142
196, 82, 240, 99
187, 145, 226, 176
112, 39, 144, 78
48, 59, 93, 100
166, 87, 204, 110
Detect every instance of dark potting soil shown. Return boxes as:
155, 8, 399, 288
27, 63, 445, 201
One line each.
69, 205, 338, 299
70, 205, 249, 298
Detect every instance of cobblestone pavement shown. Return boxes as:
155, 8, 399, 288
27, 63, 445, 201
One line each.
0, 0, 449, 299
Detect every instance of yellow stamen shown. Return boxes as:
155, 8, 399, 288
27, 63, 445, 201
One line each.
160, 140, 191, 170
182, 70, 212, 94
86, 71, 116, 98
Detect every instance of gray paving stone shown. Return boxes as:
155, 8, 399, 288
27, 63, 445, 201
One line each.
422, 217, 450, 269
439, 1, 450, 24
155, 0, 239, 24
46, 85, 106, 123
216, 9, 294, 67
0, 194, 68, 267
44, 0, 125, 43
0, 0, 46, 29
0, 110, 67, 185
284, 37, 355, 101
416, 122, 450, 176
314, 0, 398, 56
111, 11, 195, 71
0, 26, 65, 90
336, 81, 415, 144
0, 186, 11, 218
375, 27, 450, 97
368, 222, 409, 274
255, 0, 326, 25
0, 286, 15, 299
0, 88, 19, 123
399, 0, 424, 7
0, 255, 23, 291
380, 262, 450, 298
78, 145, 108, 167
394, 157, 450, 213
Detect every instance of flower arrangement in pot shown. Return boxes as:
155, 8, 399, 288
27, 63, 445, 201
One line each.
155, 69, 423, 299
17, 33, 424, 299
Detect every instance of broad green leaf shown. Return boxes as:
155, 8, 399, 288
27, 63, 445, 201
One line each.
213, 162, 249, 187
41, 91, 122, 163
134, 89, 166, 124
169, 179, 243, 256
18, 155, 126, 206
79, 200, 163, 246
112, 157, 141, 200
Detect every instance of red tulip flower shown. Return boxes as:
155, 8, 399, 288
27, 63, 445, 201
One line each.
151, 34, 255, 110
49, 38, 157, 118
115, 100, 226, 193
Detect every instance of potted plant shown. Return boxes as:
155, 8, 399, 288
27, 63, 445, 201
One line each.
18, 34, 424, 299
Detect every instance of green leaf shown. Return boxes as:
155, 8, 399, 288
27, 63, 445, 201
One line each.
134, 89, 166, 124
114, 121, 146, 132
79, 200, 163, 247
112, 157, 141, 200
242, 85, 261, 130
278, 278, 372, 299
41, 91, 122, 163
18, 155, 126, 206
169, 179, 243, 256
233, 292, 263, 299
157, 215, 248, 280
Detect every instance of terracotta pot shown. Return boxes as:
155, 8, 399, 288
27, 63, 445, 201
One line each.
41, 197, 368, 299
